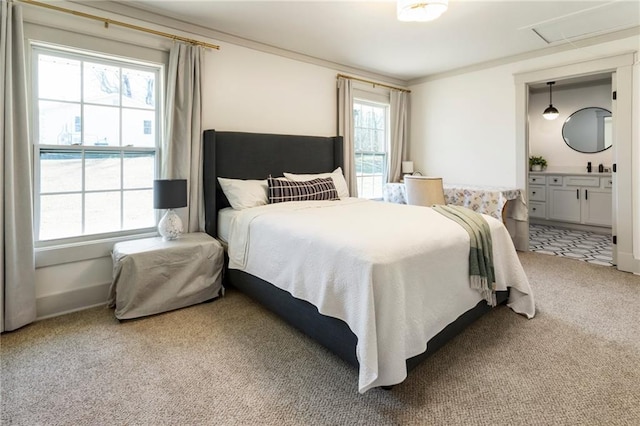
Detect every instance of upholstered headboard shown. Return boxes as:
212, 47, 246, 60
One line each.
202, 130, 344, 237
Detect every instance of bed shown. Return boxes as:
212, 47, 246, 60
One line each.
202, 129, 535, 393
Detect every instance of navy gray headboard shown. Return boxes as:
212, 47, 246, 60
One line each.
202, 130, 344, 237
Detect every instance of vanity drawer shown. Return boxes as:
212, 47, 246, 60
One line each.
603, 177, 613, 188
529, 201, 546, 219
547, 175, 562, 186
529, 175, 545, 185
564, 176, 600, 187
528, 186, 546, 202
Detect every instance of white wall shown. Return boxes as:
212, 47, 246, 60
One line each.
409, 35, 639, 273
634, 62, 640, 260
528, 82, 613, 172
202, 43, 337, 136
409, 35, 639, 187
409, 67, 518, 186
24, 4, 344, 319
24, 3, 640, 319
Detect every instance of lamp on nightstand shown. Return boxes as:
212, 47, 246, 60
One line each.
401, 161, 414, 180
153, 179, 187, 240
404, 176, 446, 206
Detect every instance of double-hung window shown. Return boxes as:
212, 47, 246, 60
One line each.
32, 45, 161, 244
353, 99, 390, 199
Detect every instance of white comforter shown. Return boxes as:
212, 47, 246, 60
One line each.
226, 198, 535, 393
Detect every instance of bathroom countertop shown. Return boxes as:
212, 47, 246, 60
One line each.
529, 170, 612, 177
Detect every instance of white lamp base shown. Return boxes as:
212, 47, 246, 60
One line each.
158, 209, 183, 241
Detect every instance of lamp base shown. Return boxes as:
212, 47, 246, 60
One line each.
158, 209, 183, 241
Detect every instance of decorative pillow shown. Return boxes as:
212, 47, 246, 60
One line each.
267, 176, 339, 204
283, 167, 350, 199
217, 177, 268, 210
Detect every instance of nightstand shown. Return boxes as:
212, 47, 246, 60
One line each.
108, 232, 224, 320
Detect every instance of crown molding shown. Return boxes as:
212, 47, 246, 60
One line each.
50, 2, 640, 90
407, 26, 640, 87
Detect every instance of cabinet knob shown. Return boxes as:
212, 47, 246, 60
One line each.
532, 191, 536, 195
553, 179, 558, 182
532, 208, 536, 211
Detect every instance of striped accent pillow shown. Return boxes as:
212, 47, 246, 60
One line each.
267, 176, 339, 204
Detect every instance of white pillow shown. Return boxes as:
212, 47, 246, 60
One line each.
217, 177, 268, 210
283, 167, 350, 199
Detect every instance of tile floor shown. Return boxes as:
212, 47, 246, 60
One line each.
529, 224, 613, 266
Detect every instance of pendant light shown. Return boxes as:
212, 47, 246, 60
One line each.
543, 81, 559, 120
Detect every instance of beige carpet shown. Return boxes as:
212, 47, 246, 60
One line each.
2, 252, 639, 425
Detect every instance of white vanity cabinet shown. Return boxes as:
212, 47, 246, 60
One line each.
527, 175, 547, 219
548, 186, 581, 222
529, 173, 612, 229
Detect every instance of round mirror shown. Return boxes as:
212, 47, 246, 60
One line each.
562, 107, 612, 153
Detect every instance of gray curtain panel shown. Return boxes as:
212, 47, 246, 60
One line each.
336, 77, 357, 197
162, 43, 204, 232
388, 90, 409, 183
1, 1, 37, 332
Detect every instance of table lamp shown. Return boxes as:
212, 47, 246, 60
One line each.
153, 179, 187, 240
402, 161, 414, 180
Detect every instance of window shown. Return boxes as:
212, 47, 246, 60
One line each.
353, 99, 389, 199
32, 45, 161, 244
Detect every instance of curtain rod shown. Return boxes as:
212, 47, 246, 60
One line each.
18, 0, 221, 50
337, 73, 410, 93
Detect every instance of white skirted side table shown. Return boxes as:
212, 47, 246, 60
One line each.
383, 182, 527, 222
383, 182, 529, 251
109, 232, 224, 320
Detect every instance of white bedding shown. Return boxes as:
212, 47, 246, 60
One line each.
217, 207, 237, 244
225, 198, 535, 393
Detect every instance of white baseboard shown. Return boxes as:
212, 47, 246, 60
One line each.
616, 251, 640, 275
36, 282, 111, 321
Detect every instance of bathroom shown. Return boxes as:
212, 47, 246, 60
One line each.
527, 73, 613, 266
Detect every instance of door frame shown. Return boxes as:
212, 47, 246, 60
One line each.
514, 52, 637, 272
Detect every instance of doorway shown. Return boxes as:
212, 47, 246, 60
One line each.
526, 73, 614, 266
514, 52, 637, 273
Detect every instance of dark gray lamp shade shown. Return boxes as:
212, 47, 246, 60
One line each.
153, 179, 187, 209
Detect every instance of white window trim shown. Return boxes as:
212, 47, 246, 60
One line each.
35, 231, 159, 268
30, 43, 164, 259
353, 96, 391, 200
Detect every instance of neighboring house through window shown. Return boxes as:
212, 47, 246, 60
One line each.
353, 98, 389, 199
32, 45, 161, 244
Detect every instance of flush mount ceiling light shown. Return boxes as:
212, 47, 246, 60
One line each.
397, 0, 448, 22
543, 81, 559, 120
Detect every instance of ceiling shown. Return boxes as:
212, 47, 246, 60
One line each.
114, 0, 639, 82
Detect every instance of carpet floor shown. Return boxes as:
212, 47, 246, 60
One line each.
1, 252, 639, 425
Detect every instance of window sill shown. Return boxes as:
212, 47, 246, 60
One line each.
35, 232, 158, 268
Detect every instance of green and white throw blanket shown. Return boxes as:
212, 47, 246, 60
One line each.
432, 205, 497, 306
